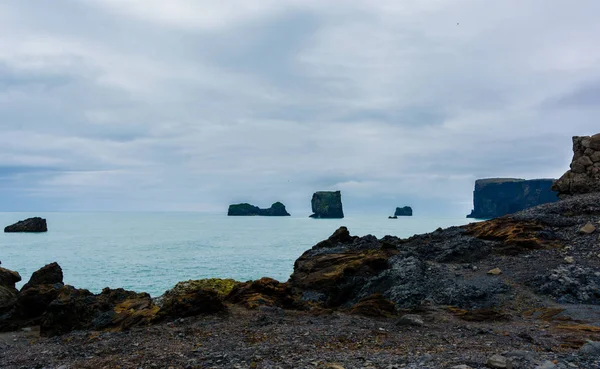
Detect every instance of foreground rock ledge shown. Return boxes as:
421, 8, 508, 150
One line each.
4, 217, 48, 233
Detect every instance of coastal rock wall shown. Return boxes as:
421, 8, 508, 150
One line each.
467, 178, 558, 219
309, 191, 344, 218
227, 202, 290, 216
552, 133, 600, 197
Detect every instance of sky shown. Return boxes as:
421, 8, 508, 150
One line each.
0, 0, 599, 215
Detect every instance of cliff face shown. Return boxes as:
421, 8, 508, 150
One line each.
552, 133, 600, 198
394, 206, 413, 216
309, 191, 344, 218
467, 178, 558, 219
227, 202, 290, 216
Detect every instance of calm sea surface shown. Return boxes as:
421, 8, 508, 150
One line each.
0, 213, 472, 297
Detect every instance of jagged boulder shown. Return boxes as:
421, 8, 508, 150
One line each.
22, 262, 63, 290
228, 202, 290, 216
4, 217, 47, 232
0, 267, 21, 315
226, 278, 298, 309
467, 178, 558, 218
309, 191, 344, 218
553, 134, 600, 197
156, 279, 233, 318
394, 206, 413, 216
41, 287, 159, 337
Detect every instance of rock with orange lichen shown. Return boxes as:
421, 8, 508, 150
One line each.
226, 277, 299, 309
347, 294, 396, 317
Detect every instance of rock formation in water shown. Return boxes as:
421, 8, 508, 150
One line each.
309, 191, 344, 218
466, 178, 558, 219
394, 206, 413, 216
227, 202, 290, 216
552, 133, 600, 198
4, 217, 48, 233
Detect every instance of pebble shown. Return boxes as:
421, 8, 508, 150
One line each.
580, 222, 597, 234
579, 341, 600, 355
486, 354, 512, 368
487, 268, 502, 275
535, 361, 557, 369
564, 256, 575, 264
395, 314, 424, 327
325, 364, 345, 369
451, 365, 473, 369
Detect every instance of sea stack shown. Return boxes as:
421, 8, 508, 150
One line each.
4, 217, 48, 233
552, 133, 600, 198
309, 191, 344, 219
227, 202, 290, 216
467, 178, 558, 219
394, 206, 413, 217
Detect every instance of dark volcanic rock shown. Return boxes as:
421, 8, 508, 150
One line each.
309, 191, 344, 218
226, 278, 298, 310
394, 206, 413, 216
466, 178, 558, 219
0, 267, 21, 315
21, 262, 63, 290
553, 133, 600, 197
4, 217, 48, 232
227, 202, 290, 216
157, 280, 228, 318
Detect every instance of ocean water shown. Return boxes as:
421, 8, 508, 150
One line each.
0, 213, 472, 297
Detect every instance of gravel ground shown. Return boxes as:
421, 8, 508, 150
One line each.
1, 305, 600, 369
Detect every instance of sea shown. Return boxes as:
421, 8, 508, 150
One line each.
0, 213, 472, 297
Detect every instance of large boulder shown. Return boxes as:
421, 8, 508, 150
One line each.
4, 217, 48, 232
466, 178, 558, 218
21, 262, 63, 290
394, 206, 413, 216
553, 134, 600, 197
309, 191, 344, 219
226, 278, 298, 309
156, 279, 233, 318
227, 202, 290, 216
0, 267, 21, 315
41, 287, 159, 337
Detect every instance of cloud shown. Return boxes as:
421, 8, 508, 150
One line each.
0, 0, 599, 214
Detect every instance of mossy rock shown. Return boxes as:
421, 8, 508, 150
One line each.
165, 278, 240, 298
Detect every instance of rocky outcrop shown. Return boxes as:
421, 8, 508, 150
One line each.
552, 133, 600, 197
394, 206, 413, 216
4, 217, 47, 232
466, 178, 558, 219
21, 262, 63, 290
309, 191, 344, 218
227, 202, 290, 216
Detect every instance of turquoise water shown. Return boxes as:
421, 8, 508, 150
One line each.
0, 213, 471, 297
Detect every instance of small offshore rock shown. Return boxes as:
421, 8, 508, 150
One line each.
4, 217, 47, 233
486, 354, 512, 369
395, 314, 424, 327
564, 256, 575, 264
487, 268, 502, 275
580, 222, 597, 234
579, 341, 600, 355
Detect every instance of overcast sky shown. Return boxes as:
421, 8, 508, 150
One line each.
0, 0, 599, 215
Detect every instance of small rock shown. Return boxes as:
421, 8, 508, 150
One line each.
325, 364, 345, 369
580, 222, 597, 234
535, 361, 557, 369
395, 314, 424, 327
487, 268, 502, 275
486, 354, 512, 368
451, 365, 473, 369
564, 256, 575, 264
579, 341, 600, 355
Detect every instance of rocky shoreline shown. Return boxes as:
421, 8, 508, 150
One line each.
2, 193, 600, 368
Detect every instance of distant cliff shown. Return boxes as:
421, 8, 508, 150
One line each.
552, 133, 600, 198
309, 191, 344, 219
228, 202, 290, 216
467, 178, 558, 219
394, 206, 413, 217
